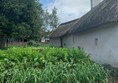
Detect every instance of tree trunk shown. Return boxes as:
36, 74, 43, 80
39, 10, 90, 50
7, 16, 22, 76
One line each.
0, 36, 6, 49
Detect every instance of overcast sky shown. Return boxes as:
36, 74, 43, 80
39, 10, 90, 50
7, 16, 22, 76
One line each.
40, 0, 91, 23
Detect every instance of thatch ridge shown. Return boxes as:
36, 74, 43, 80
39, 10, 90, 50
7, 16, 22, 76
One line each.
68, 0, 118, 33
49, 18, 79, 38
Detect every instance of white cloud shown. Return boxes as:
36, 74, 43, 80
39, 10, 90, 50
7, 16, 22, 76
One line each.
45, 0, 91, 23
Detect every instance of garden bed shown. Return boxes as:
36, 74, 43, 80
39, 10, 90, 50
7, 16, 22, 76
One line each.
0, 47, 108, 83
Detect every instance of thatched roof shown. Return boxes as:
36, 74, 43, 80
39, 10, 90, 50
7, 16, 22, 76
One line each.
50, 18, 79, 38
50, 0, 118, 38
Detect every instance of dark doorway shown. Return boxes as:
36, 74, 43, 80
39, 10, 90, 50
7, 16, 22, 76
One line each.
60, 37, 63, 47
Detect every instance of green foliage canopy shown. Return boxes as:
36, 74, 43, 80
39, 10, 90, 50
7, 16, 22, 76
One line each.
0, 0, 43, 40
42, 7, 59, 32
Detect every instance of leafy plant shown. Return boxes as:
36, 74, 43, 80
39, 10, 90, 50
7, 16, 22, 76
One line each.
0, 47, 108, 83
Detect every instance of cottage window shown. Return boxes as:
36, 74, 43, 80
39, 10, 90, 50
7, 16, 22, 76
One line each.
95, 38, 98, 46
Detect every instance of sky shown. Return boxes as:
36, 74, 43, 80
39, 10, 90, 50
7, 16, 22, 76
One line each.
40, 0, 91, 23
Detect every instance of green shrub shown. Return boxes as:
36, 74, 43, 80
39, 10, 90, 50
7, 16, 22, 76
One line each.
27, 40, 40, 46
0, 47, 108, 83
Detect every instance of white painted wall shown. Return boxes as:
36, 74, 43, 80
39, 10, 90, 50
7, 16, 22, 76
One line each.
62, 22, 118, 68
62, 35, 74, 48
50, 38, 61, 47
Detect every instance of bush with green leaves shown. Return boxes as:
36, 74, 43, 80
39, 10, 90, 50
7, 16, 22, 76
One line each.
27, 40, 40, 47
0, 47, 108, 83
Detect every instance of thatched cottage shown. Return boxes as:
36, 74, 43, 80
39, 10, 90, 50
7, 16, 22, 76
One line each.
50, 0, 118, 67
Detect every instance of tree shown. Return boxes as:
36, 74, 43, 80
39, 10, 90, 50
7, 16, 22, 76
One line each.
42, 9, 50, 32
50, 7, 59, 31
41, 7, 59, 38
0, 0, 43, 48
